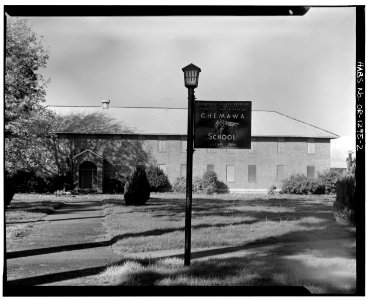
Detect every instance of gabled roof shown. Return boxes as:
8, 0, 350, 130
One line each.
72, 149, 103, 160
49, 105, 339, 139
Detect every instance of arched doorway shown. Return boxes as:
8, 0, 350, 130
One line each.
79, 161, 97, 189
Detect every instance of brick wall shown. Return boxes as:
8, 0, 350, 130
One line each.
144, 136, 331, 190
65, 135, 331, 191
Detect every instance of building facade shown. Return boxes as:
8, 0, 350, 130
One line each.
50, 102, 338, 193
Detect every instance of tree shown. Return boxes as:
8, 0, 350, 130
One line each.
5, 17, 54, 177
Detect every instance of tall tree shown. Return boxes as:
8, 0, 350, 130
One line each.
5, 17, 54, 175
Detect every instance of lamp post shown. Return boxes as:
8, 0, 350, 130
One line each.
182, 63, 201, 266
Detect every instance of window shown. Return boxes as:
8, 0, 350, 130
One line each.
307, 166, 315, 178
226, 165, 235, 182
207, 148, 216, 153
277, 165, 284, 181
308, 138, 315, 154
207, 164, 215, 172
158, 137, 167, 152
248, 165, 256, 182
158, 164, 167, 174
181, 140, 187, 152
180, 164, 187, 177
277, 137, 285, 153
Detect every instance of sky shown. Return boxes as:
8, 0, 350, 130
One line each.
25, 7, 356, 167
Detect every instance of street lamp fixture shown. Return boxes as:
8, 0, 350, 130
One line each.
182, 63, 201, 88
182, 63, 201, 266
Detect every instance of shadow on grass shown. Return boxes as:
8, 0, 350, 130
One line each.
6, 227, 356, 294
7, 195, 352, 259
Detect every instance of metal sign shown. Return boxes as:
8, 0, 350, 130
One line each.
194, 100, 252, 149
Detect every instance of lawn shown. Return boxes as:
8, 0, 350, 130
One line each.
97, 193, 356, 293
101, 193, 342, 253
5, 192, 356, 293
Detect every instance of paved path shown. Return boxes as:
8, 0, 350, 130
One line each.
6, 201, 120, 286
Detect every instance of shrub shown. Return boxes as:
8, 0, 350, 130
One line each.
124, 166, 150, 205
5, 171, 15, 207
333, 174, 356, 225
172, 172, 229, 194
172, 177, 186, 193
172, 176, 204, 194
9, 170, 47, 193
281, 174, 307, 194
193, 177, 204, 194
318, 170, 340, 195
45, 173, 74, 193
268, 185, 277, 195
281, 174, 326, 195
146, 166, 172, 192
202, 171, 218, 194
104, 177, 126, 194
216, 180, 229, 194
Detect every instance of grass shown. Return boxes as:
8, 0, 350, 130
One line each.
101, 193, 340, 254
93, 254, 355, 293
6, 192, 356, 293
96, 192, 356, 293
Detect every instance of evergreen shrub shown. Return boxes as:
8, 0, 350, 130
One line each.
124, 166, 150, 205
333, 174, 356, 225
333, 153, 356, 225
202, 171, 218, 194
146, 166, 172, 192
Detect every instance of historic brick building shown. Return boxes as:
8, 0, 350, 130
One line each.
50, 101, 339, 193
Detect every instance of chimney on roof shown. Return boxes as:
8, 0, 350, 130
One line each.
101, 99, 110, 109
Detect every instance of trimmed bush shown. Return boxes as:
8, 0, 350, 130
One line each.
146, 166, 172, 192
124, 166, 150, 205
172, 172, 229, 194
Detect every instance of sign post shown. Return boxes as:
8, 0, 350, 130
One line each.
182, 64, 201, 266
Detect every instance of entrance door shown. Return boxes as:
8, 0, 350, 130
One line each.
79, 161, 97, 189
